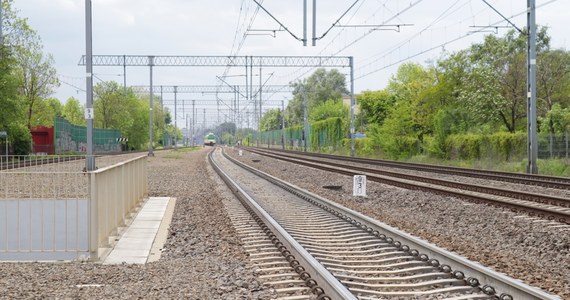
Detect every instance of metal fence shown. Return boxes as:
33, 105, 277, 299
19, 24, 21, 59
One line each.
55, 117, 121, 154
539, 133, 570, 159
0, 154, 147, 261
88, 155, 148, 259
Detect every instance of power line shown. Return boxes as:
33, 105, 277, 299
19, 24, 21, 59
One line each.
252, 0, 302, 42
315, 0, 362, 41
357, 0, 467, 68
355, 0, 559, 80
274, 0, 423, 90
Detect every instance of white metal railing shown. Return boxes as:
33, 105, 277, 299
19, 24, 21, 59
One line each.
88, 155, 147, 259
0, 154, 147, 261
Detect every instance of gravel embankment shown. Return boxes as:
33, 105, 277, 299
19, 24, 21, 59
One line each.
228, 148, 570, 299
0, 148, 270, 299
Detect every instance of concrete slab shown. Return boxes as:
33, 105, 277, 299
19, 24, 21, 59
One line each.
102, 197, 175, 265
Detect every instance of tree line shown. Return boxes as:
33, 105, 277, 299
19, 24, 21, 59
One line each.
260, 27, 570, 161
0, 1, 176, 154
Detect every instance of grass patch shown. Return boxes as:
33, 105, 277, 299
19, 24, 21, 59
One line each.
171, 147, 201, 153
407, 154, 570, 176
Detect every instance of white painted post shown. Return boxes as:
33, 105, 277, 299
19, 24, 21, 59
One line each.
353, 175, 366, 197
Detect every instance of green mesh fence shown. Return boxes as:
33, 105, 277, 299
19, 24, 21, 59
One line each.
254, 118, 345, 152
54, 117, 121, 154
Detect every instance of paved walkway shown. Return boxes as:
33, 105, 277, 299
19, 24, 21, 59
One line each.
103, 197, 175, 264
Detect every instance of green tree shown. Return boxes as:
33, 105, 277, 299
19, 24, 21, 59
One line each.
537, 49, 570, 134
30, 97, 62, 127
94, 81, 130, 129
461, 28, 550, 132
62, 97, 85, 126
356, 90, 396, 126
540, 103, 570, 134
0, 45, 20, 130
14, 30, 59, 129
285, 68, 348, 126
385, 62, 437, 138
259, 109, 282, 131
309, 100, 348, 123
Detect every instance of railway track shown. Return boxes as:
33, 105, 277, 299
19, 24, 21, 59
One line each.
247, 147, 570, 190
209, 148, 559, 299
245, 147, 570, 224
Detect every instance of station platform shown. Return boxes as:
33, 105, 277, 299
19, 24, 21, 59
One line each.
103, 197, 176, 264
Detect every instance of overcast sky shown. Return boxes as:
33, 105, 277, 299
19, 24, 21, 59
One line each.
13, 0, 569, 127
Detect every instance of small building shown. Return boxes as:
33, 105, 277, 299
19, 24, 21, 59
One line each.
31, 126, 55, 155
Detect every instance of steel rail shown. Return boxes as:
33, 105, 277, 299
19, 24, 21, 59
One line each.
221, 148, 560, 300
208, 149, 357, 300
248, 148, 570, 208
246, 148, 570, 224
249, 147, 570, 189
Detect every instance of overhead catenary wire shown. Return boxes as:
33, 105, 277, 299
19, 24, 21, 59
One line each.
316, 0, 362, 41
355, 0, 560, 80
357, 0, 467, 68
273, 0, 424, 92
252, 0, 302, 42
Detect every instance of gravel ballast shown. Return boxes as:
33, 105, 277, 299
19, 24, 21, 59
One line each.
228, 147, 570, 299
0, 148, 268, 299
1, 147, 568, 299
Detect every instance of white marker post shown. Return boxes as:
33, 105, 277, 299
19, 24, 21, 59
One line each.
238, 150, 243, 156
353, 175, 366, 197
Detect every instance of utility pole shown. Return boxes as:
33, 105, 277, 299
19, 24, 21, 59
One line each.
123, 55, 127, 97
185, 114, 189, 146
85, 0, 95, 170
182, 88, 185, 145
192, 100, 195, 147
1, 0, 4, 46
259, 64, 263, 138
303, 0, 307, 46
174, 86, 178, 148
312, 0, 317, 46
302, 85, 308, 152
281, 100, 285, 150
203, 108, 206, 132
350, 56, 355, 157
148, 56, 154, 156
527, 0, 538, 174
160, 86, 165, 147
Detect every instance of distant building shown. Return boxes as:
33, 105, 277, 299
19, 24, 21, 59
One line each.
342, 95, 360, 114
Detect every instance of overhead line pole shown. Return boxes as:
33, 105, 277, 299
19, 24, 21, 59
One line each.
148, 56, 154, 156
123, 55, 127, 96
192, 100, 195, 146
174, 85, 178, 148
312, 0, 317, 46
282, 100, 285, 150
160, 86, 165, 147
303, 0, 308, 46
85, 0, 95, 171
303, 85, 308, 153
350, 56, 355, 157
527, 0, 538, 174
259, 63, 263, 140
0, 0, 3, 46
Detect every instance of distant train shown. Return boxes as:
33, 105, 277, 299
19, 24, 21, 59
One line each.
204, 132, 216, 146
